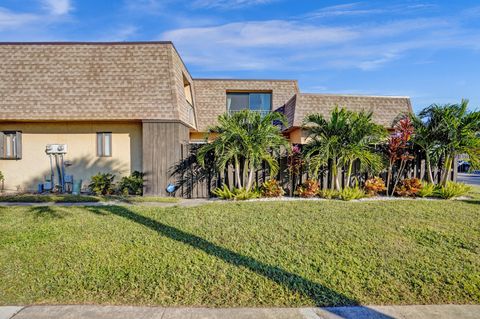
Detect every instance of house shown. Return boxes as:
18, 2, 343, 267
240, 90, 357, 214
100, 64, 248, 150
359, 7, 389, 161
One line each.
0, 42, 412, 196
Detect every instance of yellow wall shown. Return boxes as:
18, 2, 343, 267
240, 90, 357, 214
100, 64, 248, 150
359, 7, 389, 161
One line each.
0, 122, 142, 192
288, 127, 310, 144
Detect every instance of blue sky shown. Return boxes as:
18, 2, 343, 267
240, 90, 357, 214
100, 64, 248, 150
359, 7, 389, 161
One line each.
1, 0, 479, 112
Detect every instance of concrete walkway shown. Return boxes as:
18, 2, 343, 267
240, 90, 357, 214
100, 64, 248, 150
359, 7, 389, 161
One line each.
1, 305, 479, 319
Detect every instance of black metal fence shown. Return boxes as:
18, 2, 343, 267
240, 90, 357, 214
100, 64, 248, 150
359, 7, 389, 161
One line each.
170, 144, 457, 199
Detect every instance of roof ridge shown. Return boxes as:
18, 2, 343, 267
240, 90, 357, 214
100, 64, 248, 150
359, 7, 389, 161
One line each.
0, 41, 173, 45
300, 92, 410, 99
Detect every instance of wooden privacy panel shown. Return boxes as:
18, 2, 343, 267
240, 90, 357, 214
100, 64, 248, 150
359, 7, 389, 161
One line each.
142, 121, 189, 196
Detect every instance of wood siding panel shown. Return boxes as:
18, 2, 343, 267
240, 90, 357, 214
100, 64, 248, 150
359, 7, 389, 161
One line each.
142, 121, 189, 196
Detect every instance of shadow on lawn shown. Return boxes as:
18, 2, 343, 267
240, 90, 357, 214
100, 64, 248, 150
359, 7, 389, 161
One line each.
86, 205, 394, 318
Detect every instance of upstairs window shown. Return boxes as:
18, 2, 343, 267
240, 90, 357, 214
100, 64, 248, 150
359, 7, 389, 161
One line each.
97, 132, 112, 157
0, 131, 22, 160
227, 92, 272, 115
183, 75, 194, 106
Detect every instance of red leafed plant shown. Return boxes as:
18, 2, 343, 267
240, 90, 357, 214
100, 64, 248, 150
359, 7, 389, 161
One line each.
364, 177, 387, 196
395, 178, 423, 197
386, 117, 415, 196
295, 179, 319, 198
261, 179, 285, 197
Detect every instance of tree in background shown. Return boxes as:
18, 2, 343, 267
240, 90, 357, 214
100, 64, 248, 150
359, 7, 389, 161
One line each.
415, 100, 480, 185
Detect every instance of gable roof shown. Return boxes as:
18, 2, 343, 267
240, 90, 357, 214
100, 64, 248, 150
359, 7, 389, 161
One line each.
279, 93, 412, 128
0, 42, 195, 126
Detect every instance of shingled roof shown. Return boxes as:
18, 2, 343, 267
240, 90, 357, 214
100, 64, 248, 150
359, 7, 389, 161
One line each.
279, 93, 412, 129
0, 42, 196, 127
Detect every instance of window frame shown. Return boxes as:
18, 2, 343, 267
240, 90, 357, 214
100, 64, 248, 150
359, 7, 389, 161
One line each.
226, 91, 272, 114
1, 131, 21, 160
96, 132, 112, 157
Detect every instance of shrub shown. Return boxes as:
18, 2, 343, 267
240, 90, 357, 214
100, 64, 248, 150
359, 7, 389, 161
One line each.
338, 186, 366, 201
395, 178, 422, 197
295, 180, 319, 198
435, 182, 472, 199
418, 182, 436, 198
261, 179, 285, 197
234, 188, 261, 200
89, 173, 116, 195
317, 189, 339, 199
212, 184, 235, 200
0, 171, 4, 182
118, 171, 144, 195
212, 184, 261, 200
364, 177, 386, 196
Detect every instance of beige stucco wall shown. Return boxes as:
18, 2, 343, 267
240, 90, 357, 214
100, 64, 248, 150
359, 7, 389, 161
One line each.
0, 121, 142, 192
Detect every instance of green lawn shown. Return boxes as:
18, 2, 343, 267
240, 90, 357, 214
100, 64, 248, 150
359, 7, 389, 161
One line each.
0, 194, 178, 204
0, 199, 479, 306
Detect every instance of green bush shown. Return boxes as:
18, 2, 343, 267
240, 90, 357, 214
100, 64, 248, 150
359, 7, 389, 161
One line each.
88, 173, 116, 195
261, 179, 285, 197
234, 188, 261, 200
118, 171, 144, 195
317, 189, 339, 199
418, 182, 436, 197
435, 182, 472, 199
338, 186, 366, 201
0, 171, 4, 182
212, 184, 260, 200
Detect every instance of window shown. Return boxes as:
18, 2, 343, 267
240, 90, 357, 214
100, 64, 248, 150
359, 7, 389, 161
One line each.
0, 131, 22, 160
183, 75, 193, 106
97, 132, 112, 157
226, 92, 272, 115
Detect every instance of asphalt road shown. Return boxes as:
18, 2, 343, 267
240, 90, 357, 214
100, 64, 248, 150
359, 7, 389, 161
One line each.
457, 173, 480, 186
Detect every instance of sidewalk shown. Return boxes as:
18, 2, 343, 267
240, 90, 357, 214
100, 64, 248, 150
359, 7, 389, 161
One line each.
1, 305, 479, 319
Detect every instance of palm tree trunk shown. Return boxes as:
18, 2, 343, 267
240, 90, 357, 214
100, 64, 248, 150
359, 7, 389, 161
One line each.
425, 153, 434, 184
242, 159, 249, 189
440, 154, 452, 186
234, 157, 242, 189
346, 160, 353, 188
246, 162, 255, 191
333, 159, 341, 191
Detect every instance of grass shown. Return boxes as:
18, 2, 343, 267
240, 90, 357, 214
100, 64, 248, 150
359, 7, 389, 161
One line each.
0, 194, 179, 204
0, 194, 101, 203
0, 199, 479, 307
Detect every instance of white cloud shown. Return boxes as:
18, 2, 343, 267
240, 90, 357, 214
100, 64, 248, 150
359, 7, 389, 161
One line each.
305, 2, 385, 19
162, 15, 480, 72
0, 8, 39, 29
192, 0, 276, 9
41, 0, 72, 15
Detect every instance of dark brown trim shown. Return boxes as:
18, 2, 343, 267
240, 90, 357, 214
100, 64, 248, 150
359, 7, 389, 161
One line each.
0, 41, 173, 45
194, 78, 298, 82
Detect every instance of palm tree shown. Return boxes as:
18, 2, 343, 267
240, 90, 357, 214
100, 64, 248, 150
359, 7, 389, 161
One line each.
410, 113, 442, 184
303, 107, 386, 190
197, 110, 289, 191
418, 100, 480, 185
342, 111, 387, 185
